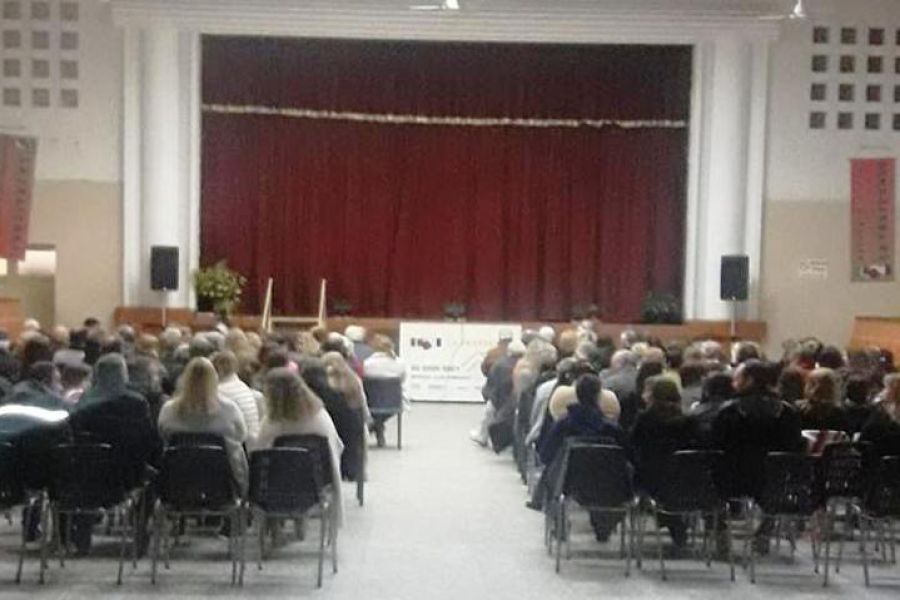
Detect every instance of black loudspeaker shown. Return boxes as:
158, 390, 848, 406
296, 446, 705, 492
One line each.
720, 255, 749, 301
150, 246, 179, 291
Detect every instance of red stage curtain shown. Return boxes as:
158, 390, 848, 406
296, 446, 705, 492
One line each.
201, 38, 690, 322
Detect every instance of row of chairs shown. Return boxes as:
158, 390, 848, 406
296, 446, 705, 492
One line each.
1, 432, 339, 588
547, 440, 900, 586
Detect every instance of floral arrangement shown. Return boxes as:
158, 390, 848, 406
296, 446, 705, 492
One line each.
193, 261, 247, 316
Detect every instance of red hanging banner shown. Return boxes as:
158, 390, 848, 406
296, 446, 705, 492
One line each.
851, 158, 895, 282
0, 135, 38, 260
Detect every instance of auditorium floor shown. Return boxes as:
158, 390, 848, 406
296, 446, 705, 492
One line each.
2, 402, 899, 599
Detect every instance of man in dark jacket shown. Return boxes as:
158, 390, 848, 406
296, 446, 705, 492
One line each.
69, 353, 161, 554
4, 362, 65, 411
712, 359, 803, 552
602, 350, 640, 431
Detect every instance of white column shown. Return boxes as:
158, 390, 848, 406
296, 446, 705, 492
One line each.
123, 28, 199, 308
693, 38, 753, 320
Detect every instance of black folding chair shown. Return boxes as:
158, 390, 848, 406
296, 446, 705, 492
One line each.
274, 435, 340, 554
42, 443, 142, 585
363, 378, 404, 449
150, 445, 244, 585
853, 455, 900, 586
243, 448, 335, 587
748, 452, 820, 583
641, 450, 734, 581
550, 441, 636, 576
167, 432, 227, 449
0, 441, 44, 584
819, 441, 867, 586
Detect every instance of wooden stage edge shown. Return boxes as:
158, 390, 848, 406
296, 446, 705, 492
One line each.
113, 306, 766, 345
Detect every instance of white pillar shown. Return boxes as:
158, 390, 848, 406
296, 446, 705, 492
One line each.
122, 28, 198, 308
693, 38, 753, 320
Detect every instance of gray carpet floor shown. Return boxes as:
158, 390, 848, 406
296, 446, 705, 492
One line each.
1, 402, 898, 598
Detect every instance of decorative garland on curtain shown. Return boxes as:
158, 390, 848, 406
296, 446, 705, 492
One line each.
202, 103, 687, 130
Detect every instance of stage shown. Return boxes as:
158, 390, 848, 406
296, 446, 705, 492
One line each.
113, 306, 765, 348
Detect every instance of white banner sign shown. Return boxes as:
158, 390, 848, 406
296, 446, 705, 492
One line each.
399, 321, 522, 403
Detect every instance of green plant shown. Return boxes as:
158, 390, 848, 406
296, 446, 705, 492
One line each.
443, 301, 467, 321
332, 298, 353, 317
639, 292, 682, 324
193, 261, 247, 316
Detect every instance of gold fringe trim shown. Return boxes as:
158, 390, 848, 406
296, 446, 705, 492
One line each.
202, 103, 686, 130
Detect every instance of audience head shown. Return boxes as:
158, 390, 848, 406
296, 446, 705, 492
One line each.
521, 329, 539, 346
60, 361, 91, 391
733, 341, 761, 365
175, 357, 219, 415
555, 357, 578, 378
294, 331, 321, 356
556, 329, 579, 358
679, 363, 705, 388
882, 373, 900, 407
635, 361, 664, 399
845, 375, 871, 406
804, 367, 839, 406
776, 366, 806, 404
507, 339, 527, 358
212, 350, 239, 379
83, 317, 100, 331
701, 372, 734, 404
49, 325, 70, 350
264, 367, 322, 421
28, 360, 58, 389
93, 353, 129, 391
371, 334, 396, 356
733, 359, 775, 395
538, 326, 556, 344
135, 333, 159, 357
525, 338, 558, 371
188, 335, 216, 359
116, 324, 136, 345
344, 325, 367, 343
20, 334, 53, 376
664, 342, 684, 370
641, 346, 666, 366
159, 326, 183, 353
322, 351, 359, 395
321, 332, 353, 358
22, 318, 41, 333
817, 345, 845, 370
610, 349, 639, 371
574, 373, 602, 408
645, 375, 681, 410
683, 344, 704, 366
100, 335, 124, 356
620, 329, 640, 349
699, 340, 727, 364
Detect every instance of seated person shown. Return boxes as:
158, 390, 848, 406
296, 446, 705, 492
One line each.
712, 360, 803, 552
363, 335, 408, 447
630, 376, 699, 548
797, 368, 848, 432
548, 380, 620, 424
843, 375, 875, 436
69, 354, 161, 554
252, 368, 345, 525
532, 374, 628, 541
689, 373, 734, 447
4, 361, 65, 411
158, 357, 249, 495
860, 373, 900, 457
60, 362, 91, 407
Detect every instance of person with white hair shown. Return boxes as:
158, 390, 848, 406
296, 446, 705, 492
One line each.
344, 325, 374, 362
538, 326, 556, 344
22, 318, 41, 333
602, 349, 640, 426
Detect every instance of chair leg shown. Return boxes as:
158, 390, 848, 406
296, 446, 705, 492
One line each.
654, 507, 666, 581
747, 502, 757, 584
230, 511, 238, 586
625, 507, 632, 578
117, 503, 131, 585
823, 507, 832, 586
860, 513, 871, 587
397, 412, 402, 450
16, 496, 37, 584
619, 512, 626, 559
258, 512, 266, 570
555, 499, 565, 574
317, 504, 327, 588
636, 506, 644, 570
725, 510, 735, 582
357, 478, 364, 507
330, 504, 338, 575
150, 502, 163, 585
39, 499, 52, 585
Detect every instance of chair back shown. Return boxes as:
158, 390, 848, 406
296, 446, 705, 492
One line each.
802, 429, 849, 456
758, 452, 818, 516
864, 456, 900, 518
249, 448, 322, 513
558, 441, 632, 509
167, 432, 227, 449
656, 450, 723, 513
363, 377, 403, 415
50, 443, 126, 510
0, 442, 24, 508
819, 441, 865, 501
159, 445, 237, 510
273, 434, 333, 486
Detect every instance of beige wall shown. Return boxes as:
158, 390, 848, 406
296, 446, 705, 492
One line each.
26, 181, 122, 328
761, 201, 900, 356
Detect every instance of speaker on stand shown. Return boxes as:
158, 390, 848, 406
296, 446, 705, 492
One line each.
720, 255, 749, 339
150, 246, 179, 328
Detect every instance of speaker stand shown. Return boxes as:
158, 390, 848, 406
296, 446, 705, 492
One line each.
160, 289, 169, 328
729, 299, 738, 340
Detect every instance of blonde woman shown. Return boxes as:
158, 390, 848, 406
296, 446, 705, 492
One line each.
861, 373, 900, 457
253, 368, 344, 524
157, 357, 249, 494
